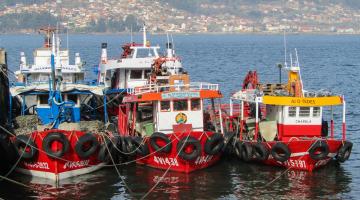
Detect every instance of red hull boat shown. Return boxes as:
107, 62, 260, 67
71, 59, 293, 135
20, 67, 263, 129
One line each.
226, 56, 352, 171
13, 129, 114, 182
117, 74, 225, 173
135, 132, 221, 173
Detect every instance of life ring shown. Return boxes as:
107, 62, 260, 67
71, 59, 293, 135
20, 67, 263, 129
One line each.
150, 132, 172, 153
204, 133, 224, 155
240, 142, 253, 162
132, 137, 150, 156
309, 140, 329, 160
14, 135, 38, 160
75, 133, 99, 159
234, 141, 243, 159
336, 141, 353, 162
253, 143, 270, 161
177, 136, 201, 161
42, 132, 70, 158
271, 142, 291, 162
98, 138, 114, 162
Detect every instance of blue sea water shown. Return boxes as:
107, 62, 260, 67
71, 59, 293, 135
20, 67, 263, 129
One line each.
0, 33, 359, 199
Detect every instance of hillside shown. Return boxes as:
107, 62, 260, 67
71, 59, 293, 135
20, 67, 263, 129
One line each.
0, 0, 359, 34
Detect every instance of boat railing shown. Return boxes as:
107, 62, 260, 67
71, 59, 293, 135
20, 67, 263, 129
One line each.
127, 82, 219, 95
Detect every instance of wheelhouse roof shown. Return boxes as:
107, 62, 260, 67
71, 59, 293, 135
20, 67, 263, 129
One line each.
123, 90, 222, 103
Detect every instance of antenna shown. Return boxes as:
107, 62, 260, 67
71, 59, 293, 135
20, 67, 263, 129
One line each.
295, 48, 299, 67
66, 28, 69, 50
171, 34, 175, 55
142, 23, 147, 47
283, 30, 287, 68
166, 32, 170, 44
130, 25, 133, 43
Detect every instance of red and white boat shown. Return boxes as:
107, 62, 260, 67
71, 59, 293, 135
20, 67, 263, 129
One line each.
9, 28, 117, 183
117, 73, 225, 173
226, 53, 352, 171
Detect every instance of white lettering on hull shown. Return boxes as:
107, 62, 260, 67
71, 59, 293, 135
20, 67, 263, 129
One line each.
153, 156, 179, 166
194, 155, 213, 165
63, 160, 90, 169
283, 159, 307, 169
23, 162, 50, 170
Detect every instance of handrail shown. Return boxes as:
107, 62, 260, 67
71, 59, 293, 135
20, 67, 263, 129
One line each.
127, 82, 219, 95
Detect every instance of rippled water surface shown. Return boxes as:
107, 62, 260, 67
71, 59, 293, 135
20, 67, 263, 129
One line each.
0, 33, 359, 199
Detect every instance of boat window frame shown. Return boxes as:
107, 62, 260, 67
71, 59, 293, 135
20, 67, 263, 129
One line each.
288, 106, 297, 117
191, 98, 201, 111
173, 99, 189, 112
129, 69, 143, 80
160, 100, 171, 112
312, 107, 321, 117
299, 107, 311, 117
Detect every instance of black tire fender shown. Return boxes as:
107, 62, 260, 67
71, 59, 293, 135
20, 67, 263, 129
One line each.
336, 141, 353, 163
132, 137, 150, 156
271, 142, 291, 162
309, 140, 329, 160
14, 135, 38, 160
204, 133, 224, 155
253, 143, 270, 161
42, 132, 70, 158
240, 142, 253, 162
75, 133, 99, 159
234, 141, 243, 159
177, 136, 201, 161
150, 132, 172, 153
98, 138, 114, 162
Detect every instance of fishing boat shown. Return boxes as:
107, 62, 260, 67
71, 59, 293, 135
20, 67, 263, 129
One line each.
117, 72, 225, 173
9, 29, 117, 183
97, 25, 183, 117
226, 52, 352, 171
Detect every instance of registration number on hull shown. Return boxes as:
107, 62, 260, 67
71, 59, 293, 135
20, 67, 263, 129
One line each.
153, 156, 179, 166
283, 159, 307, 169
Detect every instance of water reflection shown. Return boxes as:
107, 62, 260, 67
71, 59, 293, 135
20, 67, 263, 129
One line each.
0, 159, 353, 199
228, 159, 352, 199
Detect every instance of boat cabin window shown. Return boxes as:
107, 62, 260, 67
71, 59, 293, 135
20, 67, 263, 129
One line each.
160, 101, 171, 112
288, 106, 297, 117
136, 49, 155, 58
191, 99, 201, 111
130, 70, 143, 79
137, 106, 153, 122
299, 107, 310, 117
39, 94, 49, 105
144, 70, 151, 79
67, 94, 78, 104
173, 100, 188, 111
313, 107, 321, 117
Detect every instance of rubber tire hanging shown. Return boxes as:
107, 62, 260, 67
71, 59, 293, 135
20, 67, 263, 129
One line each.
75, 133, 99, 159
42, 132, 70, 158
98, 138, 114, 162
204, 133, 224, 155
177, 136, 201, 161
14, 135, 38, 160
308, 140, 329, 160
150, 132, 172, 154
336, 141, 353, 162
271, 142, 291, 162
240, 142, 253, 162
253, 143, 270, 161
132, 137, 150, 156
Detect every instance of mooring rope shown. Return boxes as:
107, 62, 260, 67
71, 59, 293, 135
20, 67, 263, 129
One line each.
140, 130, 193, 200
262, 137, 322, 188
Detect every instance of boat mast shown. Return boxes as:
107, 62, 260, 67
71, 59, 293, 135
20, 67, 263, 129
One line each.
143, 24, 147, 47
